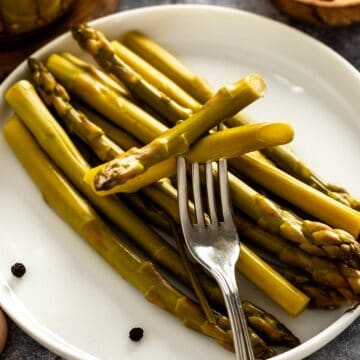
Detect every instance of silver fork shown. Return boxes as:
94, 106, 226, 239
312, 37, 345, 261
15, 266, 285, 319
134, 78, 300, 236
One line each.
177, 156, 255, 360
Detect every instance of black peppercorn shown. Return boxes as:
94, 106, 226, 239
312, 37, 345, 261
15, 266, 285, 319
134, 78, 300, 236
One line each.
11, 263, 26, 278
129, 327, 144, 342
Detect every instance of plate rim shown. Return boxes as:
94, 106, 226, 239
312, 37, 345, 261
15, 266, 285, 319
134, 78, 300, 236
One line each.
0, 4, 359, 360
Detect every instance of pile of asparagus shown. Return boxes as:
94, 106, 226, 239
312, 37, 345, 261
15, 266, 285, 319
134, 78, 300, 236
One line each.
3, 24, 360, 358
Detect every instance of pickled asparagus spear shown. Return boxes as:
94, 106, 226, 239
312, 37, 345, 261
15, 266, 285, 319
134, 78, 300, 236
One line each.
122, 30, 252, 125
230, 154, 360, 238
76, 104, 141, 150
28, 58, 124, 162
269, 263, 352, 309
47, 54, 168, 144
111, 40, 201, 110
72, 24, 193, 123
260, 144, 360, 210
122, 31, 214, 104
227, 169, 360, 262
242, 301, 299, 347
123, 30, 359, 211
86, 122, 294, 195
3, 115, 238, 351
234, 214, 360, 298
61, 52, 131, 98
92, 74, 266, 190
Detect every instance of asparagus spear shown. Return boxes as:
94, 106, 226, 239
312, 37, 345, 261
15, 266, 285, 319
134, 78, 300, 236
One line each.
3, 115, 238, 352
234, 213, 360, 298
91, 74, 266, 190
76, 103, 141, 150
230, 154, 360, 239
86, 122, 294, 195
270, 263, 352, 309
28, 59, 124, 163
258, 143, 360, 211
47, 54, 168, 144
111, 40, 201, 110
123, 30, 359, 211
226, 167, 360, 262
242, 301, 299, 347
122, 30, 252, 124
72, 24, 193, 123
60, 52, 131, 99
122, 31, 214, 104
250, 242, 353, 309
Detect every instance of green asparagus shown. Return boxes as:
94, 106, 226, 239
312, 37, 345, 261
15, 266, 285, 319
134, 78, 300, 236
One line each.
270, 263, 352, 309
234, 213, 360, 298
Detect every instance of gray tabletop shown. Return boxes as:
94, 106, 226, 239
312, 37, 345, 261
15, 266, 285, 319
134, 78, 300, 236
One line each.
2, 0, 359, 359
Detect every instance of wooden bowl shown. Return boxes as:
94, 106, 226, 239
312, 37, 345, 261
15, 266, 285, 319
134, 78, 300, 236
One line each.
272, 0, 360, 26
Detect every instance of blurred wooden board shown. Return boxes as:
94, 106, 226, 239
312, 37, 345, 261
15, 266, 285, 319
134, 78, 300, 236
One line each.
272, 0, 360, 26
0, 308, 7, 353
0, 0, 119, 80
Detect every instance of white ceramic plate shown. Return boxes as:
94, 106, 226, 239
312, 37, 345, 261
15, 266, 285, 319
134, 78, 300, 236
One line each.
0, 5, 359, 360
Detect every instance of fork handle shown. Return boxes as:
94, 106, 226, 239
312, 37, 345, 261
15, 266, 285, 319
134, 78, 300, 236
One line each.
216, 270, 255, 360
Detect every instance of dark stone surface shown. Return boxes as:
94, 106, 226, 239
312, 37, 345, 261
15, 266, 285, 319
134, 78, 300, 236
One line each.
1, 0, 359, 359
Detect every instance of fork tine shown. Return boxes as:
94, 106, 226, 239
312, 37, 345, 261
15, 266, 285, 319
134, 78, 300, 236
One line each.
177, 156, 192, 230
218, 159, 234, 225
205, 162, 218, 225
192, 162, 205, 227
